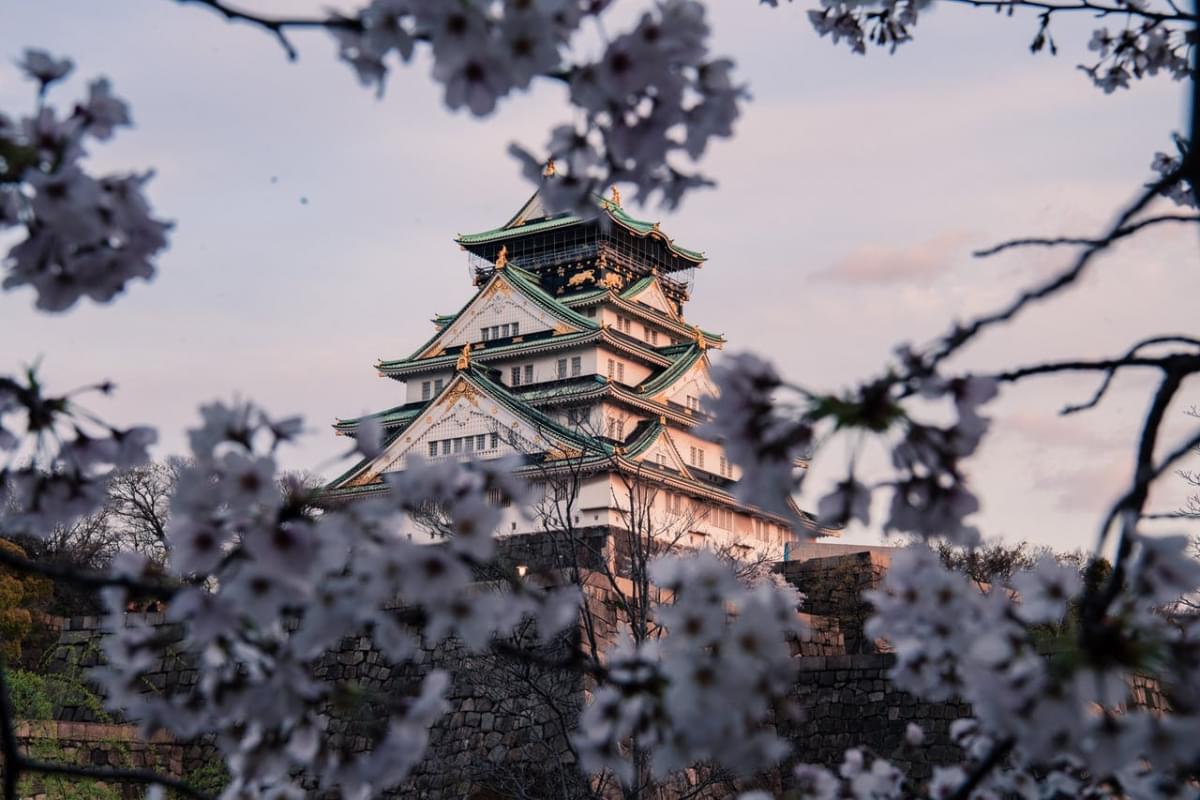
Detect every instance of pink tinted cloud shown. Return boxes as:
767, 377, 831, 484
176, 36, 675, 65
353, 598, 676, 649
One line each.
815, 230, 975, 285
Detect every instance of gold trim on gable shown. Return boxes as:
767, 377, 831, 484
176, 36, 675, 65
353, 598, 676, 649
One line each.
438, 381, 482, 408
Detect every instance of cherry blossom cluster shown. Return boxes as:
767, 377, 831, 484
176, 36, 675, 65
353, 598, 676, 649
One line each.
0, 367, 156, 539
324, 0, 745, 212
708, 347, 997, 545
1082, 21, 1192, 94
86, 400, 583, 796
1, 51, 171, 312
1150, 134, 1196, 208
762, 0, 1192, 102
576, 551, 808, 785
13, 388, 807, 797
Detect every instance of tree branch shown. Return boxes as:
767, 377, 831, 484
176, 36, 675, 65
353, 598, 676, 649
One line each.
927, 170, 1182, 368
171, 0, 361, 60
972, 214, 1200, 258
947, 737, 1015, 800
945, 0, 1197, 22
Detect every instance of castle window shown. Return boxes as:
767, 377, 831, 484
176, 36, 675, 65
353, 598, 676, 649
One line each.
616, 362, 625, 382
557, 358, 568, 379
453, 437, 463, 454
490, 432, 499, 449
434, 378, 444, 393
491, 325, 500, 339
480, 327, 490, 341
476, 434, 486, 450
441, 440, 452, 456
523, 364, 533, 383
607, 359, 615, 378
571, 356, 581, 376
686, 395, 699, 412
511, 366, 521, 386
501, 323, 510, 337
511, 322, 519, 336
720, 455, 730, 477
428, 441, 438, 458
465, 436, 475, 453
421, 381, 431, 401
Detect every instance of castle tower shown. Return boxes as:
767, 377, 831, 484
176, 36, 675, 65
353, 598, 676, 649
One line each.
325, 180, 822, 556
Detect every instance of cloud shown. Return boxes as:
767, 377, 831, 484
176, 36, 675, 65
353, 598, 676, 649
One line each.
814, 230, 976, 286
999, 410, 1126, 454
1036, 459, 1131, 513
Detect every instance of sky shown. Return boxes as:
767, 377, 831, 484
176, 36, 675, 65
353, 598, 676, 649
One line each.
1, 0, 1197, 554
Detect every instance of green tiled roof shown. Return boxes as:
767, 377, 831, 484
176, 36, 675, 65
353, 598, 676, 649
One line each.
619, 275, 655, 300
379, 329, 597, 373
557, 287, 609, 305
455, 193, 705, 264
636, 345, 705, 396
465, 366, 609, 455
333, 402, 425, 434
504, 264, 599, 331
512, 375, 609, 402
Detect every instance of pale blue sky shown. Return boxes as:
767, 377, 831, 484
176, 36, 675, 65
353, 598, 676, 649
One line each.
1, 0, 1196, 552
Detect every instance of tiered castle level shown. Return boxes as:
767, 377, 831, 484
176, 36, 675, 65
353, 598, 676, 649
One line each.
326, 182, 821, 554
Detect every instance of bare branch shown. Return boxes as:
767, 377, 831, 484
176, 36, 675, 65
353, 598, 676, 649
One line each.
973, 214, 1200, 258
171, 0, 360, 60
945, 0, 1197, 22
928, 170, 1182, 368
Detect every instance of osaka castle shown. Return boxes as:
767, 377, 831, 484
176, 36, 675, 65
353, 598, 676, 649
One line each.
324, 174, 822, 556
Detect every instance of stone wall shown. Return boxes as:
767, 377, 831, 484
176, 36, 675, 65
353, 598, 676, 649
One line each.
11, 721, 185, 800
782, 654, 969, 783
15, 553, 1017, 798
776, 552, 889, 654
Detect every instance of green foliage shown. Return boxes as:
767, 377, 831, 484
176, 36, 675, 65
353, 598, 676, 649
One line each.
0, 538, 53, 662
35, 641, 113, 722
18, 739, 124, 800
179, 759, 231, 797
7, 669, 54, 720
